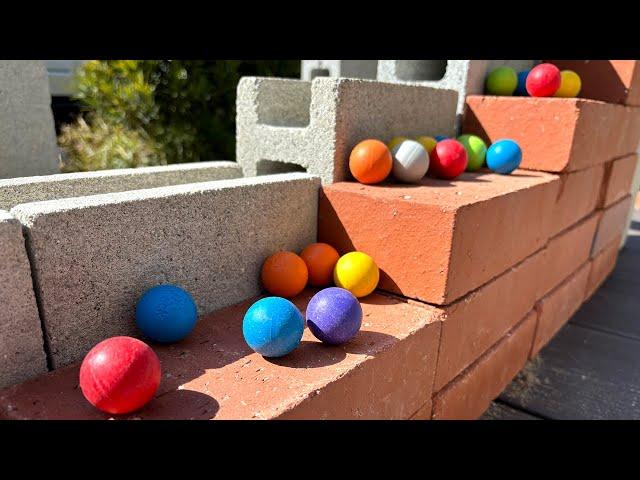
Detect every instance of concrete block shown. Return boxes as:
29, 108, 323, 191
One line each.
0, 161, 242, 210
545, 60, 640, 106
0, 210, 48, 389
599, 154, 638, 209
432, 310, 537, 420
301, 60, 378, 81
236, 76, 458, 185
318, 170, 559, 305
377, 60, 537, 122
0, 61, 51, 106
552, 164, 604, 237
10, 173, 320, 369
0, 104, 59, 179
592, 195, 632, 256
531, 262, 590, 358
585, 235, 622, 301
0, 289, 442, 420
463, 96, 640, 172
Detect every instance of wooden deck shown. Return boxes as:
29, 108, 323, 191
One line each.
482, 208, 640, 420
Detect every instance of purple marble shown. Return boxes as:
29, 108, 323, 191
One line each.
306, 287, 362, 345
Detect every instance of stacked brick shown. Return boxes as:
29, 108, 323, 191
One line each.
319, 61, 640, 419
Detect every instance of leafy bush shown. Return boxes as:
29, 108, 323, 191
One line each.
60, 60, 300, 172
58, 116, 165, 173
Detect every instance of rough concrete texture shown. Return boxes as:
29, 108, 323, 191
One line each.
432, 310, 537, 420
301, 60, 378, 81
0, 61, 51, 106
0, 210, 48, 389
599, 154, 638, 209
236, 76, 457, 184
10, 173, 320, 369
552, 164, 604, 237
585, 235, 622, 301
319, 170, 559, 305
531, 263, 590, 358
0, 61, 59, 179
434, 247, 545, 391
0, 161, 242, 210
463, 96, 640, 172
545, 60, 640, 106
592, 195, 632, 256
0, 289, 442, 420
377, 60, 537, 122
539, 213, 600, 298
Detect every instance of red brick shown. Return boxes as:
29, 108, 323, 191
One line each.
434, 249, 545, 391
463, 96, 640, 172
544, 60, 640, 106
409, 401, 432, 420
599, 154, 638, 208
539, 213, 600, 298
531, 263, 590, 358
551, 165, 604, 237
0, 289, 441, 420
592, 195, 633, 256
585, 235, 622, 301
318, 171, 559, 305
432, 311, 537, 420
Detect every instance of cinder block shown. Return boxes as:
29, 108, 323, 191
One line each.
592, 195, 632, 256
432, 310, 537, 420
377, 60, 537, 122
0, 161, 242, 210
545, 60, 640, 106
599, 154, 638, 209
531, 262, 590, 357
318, 170, 559, 305
463, 96, 640, 172
0, 289, 442, 420
539, 213, 600, 298
0, 61, 51, 106
10, 173, 320, 369
301, 60, 378, 81
236, 77, 457, 184
0, 104, 59, 179
551, 164, 604, 237
434, 247, 545, 391
0, 211, 48, 389
585, 235, 622, 301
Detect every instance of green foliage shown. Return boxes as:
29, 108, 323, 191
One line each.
61, 60, 300, 172
58, 116, 166, 173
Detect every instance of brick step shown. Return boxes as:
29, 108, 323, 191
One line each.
0, 289, 442, 420
463, 96, 640, 172
544, 60, 640, 106
432, 310, 537, 420
592, 194, 632, 256
319, 169, 559, 305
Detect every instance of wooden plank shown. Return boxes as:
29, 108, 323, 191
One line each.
570, 245, 640, 339
479, 402, 540, 420
570, 285, 640, 340
499, 324, 640, 419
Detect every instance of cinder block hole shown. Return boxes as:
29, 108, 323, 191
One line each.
256, 160, 307, 176
396, 60, 447, 81
257, 81, 311, 128
310, 68, 331, 79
